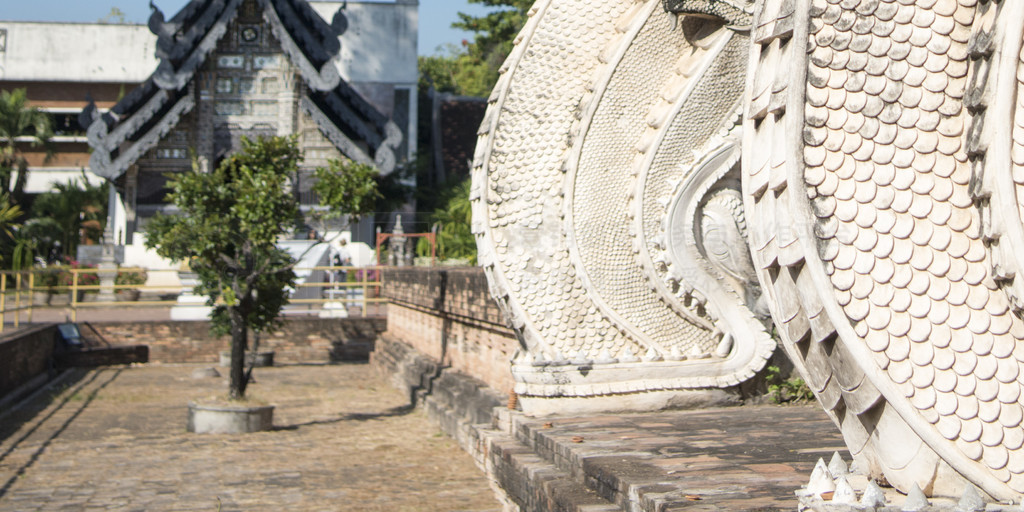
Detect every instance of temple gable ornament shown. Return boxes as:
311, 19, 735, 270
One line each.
81, 0, 402, 181
473, 0, 1024, 502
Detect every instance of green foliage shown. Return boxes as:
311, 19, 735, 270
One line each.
764, 365, 814, 404
11, 236, 35, 271
452, 0, 532, 67
35, 267, 62, 290
115, 269, 148, 286
0, 194, 20, 239
416, 177, 476, 264
0, 193, 23, 268
144, 136, 380, 399
419, 49, 495, 98
98, 7, 126, 24
27, 174, 107, 262
0, 88, 53, 207
311, 159, 381, 225
419, 0, 531, 98
56, 262, 99, 288
146, 136, 300, 335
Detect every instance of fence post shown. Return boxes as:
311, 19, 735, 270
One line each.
361, 268, 368, 317
71, 269, 79, 324
27, 271, 34, 324
13, 272, 21, 328
0, 273, 6, 332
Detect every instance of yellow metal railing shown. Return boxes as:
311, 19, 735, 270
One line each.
0, 266, 384, 332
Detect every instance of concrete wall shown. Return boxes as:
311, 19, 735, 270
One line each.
312, 1, 418, 85
0, 1, 416, 86
380, 267, 519, 395
0, 324, 57, 406
0, 22, 158, 82
89, 318, 386, 364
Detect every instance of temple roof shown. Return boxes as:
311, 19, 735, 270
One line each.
80, 0, 402, 180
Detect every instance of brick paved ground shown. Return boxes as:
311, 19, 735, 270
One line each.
498, 404, 850, 510
0, 364, 501, 511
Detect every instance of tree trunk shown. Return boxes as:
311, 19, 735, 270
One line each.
228, 304, 249, 400
11, 160, 28, 206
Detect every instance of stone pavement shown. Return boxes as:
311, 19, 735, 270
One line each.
0, 364, 501, 511
486, 404, 850, 511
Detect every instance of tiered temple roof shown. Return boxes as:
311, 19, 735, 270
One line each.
80, 0, 401, 180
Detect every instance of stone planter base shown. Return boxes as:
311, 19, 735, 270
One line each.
219, 350, 275, 368
187, 402, 274, 434
115, 289, 141, 302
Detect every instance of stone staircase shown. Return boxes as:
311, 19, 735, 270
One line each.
372, 335, 840, 512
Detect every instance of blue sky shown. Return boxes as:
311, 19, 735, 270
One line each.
0, 0, 492, 56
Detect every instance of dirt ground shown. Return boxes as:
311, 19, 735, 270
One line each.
0, 363, 502, 511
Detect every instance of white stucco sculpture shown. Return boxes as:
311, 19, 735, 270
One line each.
743, 0, 1024, 501
474, 0, 1024, 502
471, 0, 775, 415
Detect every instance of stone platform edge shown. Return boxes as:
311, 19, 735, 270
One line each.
371, 334, 725, 512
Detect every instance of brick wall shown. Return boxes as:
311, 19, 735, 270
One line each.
0, 324, 57, 402
380, 267, 518, 394
87, 318, 386, 364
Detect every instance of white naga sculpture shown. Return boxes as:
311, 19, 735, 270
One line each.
471, 0, 776, 415
473, 0, 1024, 502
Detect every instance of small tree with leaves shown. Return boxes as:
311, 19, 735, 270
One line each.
145, 136, 379, 400
0, 88, 53, 207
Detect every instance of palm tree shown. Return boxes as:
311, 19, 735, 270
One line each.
0, 193, 23, 268
29, 175, 107, 261
0, 88, 53, 206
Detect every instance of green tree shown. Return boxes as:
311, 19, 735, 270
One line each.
0, 88, 53, 207
419, 0, 531, 98
0, 194, 20, 240
452, 0, 531, 78
98, 7, 126, 24
27, 174, 107, 262
0, 194, 22, 268
145, 136, 379, 400
417, 177, 476, 264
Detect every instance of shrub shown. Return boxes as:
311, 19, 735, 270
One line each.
56, 262, 99, 288
116, 269, 147, 286
34, 267, 62, 290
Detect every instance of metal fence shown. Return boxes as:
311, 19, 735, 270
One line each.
0, 266, 385, 333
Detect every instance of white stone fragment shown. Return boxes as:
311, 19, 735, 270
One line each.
807, 458, 836, 497
861, 481, 887, 508
902, 483, 929, 511
831, 475, 857, 504
956, 485, 985, 511
642, 347, 662, 362
828, 451, 849, 477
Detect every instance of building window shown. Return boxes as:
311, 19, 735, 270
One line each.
252, 101, 278, 117
48, 112, 85, 136
253, 55, 279, 69
156, 148, 188, 159
216, 78, 233, 94
261, 77, 279, 94
217, 55, 244, 69
215, 101, 245, 116
0, 29, 7, 52
239, 78, 255, 94
171, 130, 189, 144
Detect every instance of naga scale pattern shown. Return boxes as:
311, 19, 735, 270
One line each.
744, 0, 1024, 500
472, 0, 773, 407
